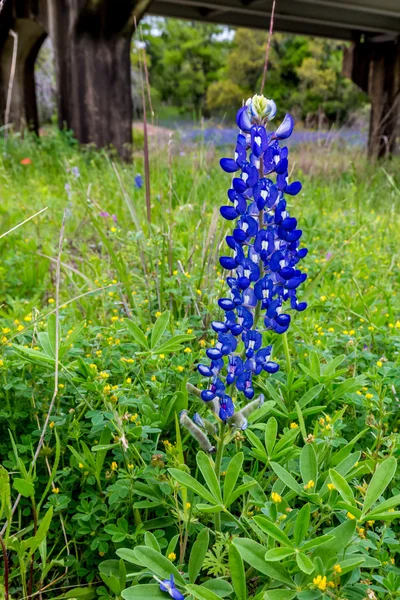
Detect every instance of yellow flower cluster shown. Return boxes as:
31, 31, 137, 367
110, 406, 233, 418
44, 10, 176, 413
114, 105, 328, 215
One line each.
313, 575, 335, 591
304, 480, 315, 491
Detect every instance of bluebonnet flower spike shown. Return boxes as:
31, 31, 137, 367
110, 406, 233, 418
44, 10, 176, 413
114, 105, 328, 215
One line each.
190, 94, 307, 437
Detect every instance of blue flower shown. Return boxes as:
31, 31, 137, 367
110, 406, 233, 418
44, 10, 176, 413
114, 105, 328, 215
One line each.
195, 94, 307, 427
134, 174, 143, 189
159, 575, 184, 600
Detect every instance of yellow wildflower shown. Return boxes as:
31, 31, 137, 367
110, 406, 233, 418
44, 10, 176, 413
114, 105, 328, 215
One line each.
177, 366, 184, 372
99, 371, 109, 379
327, 483, 335, 491
168, 552, 176, 561
313, 575, 327, 591
155, 311, 162, 318
151, 375, 156, 381
333, 564, 342, 574
271, 492, 282, 503
304, 480, 315, 491
290, 422, 298, 429
52, 487, 60, 494
48, 298, 55, 304
184, 347, 192, 353
376, 360, 383, 367
365, 393, 373, 400
79, 463, 84, 469
186, 502, 191, 509
347, 512, 356, 520
111, 462, 118, 471
49, 421, 55, 429
187, 328, 193, 334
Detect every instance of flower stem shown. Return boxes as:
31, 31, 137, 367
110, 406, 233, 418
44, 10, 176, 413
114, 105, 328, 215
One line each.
282, 331, 291, 373
214, 421, 226, 532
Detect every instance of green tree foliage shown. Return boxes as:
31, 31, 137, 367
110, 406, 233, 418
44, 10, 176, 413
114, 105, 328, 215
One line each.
134, 18, 367, 124
134, 18, 232, 114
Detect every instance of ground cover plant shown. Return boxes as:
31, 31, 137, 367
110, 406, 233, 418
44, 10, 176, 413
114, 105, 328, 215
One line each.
0, 101, 400, 600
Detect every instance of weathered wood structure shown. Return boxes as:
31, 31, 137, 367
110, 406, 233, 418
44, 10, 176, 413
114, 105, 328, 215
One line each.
1, 0, 400, 159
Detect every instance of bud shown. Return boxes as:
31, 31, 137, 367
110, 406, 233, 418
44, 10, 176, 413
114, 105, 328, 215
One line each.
180, 411, 215, 453
246, 95, 276, 122
193, 412, 217, 436
186, 382, 202, 398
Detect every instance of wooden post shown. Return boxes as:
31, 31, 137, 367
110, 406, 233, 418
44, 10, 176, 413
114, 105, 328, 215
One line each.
344, 35, 400, 159
368, 40, 400, 158
48, 0, 144, 161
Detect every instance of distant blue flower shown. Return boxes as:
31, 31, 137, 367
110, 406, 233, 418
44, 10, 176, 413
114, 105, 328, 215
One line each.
196, 94, 307, 427
134, 174, 143, 189
71, 166, 80, 179
159, 575, 184, 600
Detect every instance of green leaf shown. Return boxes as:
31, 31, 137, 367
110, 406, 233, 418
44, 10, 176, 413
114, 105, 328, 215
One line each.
265, 417, 277, 456
202, 579, 233, 597
27, 507, 53, 556
189, 527, 209, 583
300, 445, 317, 487
125, 320, 149, 350
133, 546, 185, 585
366, 493, 400, 517
13, 478, 34, 498
329, 469, 355, 506
300, 535, 334, 551
168, 468, 217, 505
296, 552, 314, 574
264, 547, 295, 561
362, 457, 397, 514
264, 592, 297, 600
253, 516, 293, 547
335, 557, 365, 575
116, 548, 143, 567
294, 503, 310, 547
313, 519, 356, 561
246, 430, 268, 463
270, 462, 303, 495
154, 334, 194, 355
229, 543, 247, 600
226, 481, 256, 507
151, 310, 170, 349
38, 332, 55, 358
330, 429, 369, 466
12, 344, 55, 366
121, 585, 167, 600
223, 453, 244, 505
55, 587, 97, 599
233, 538, 292, 585
197, 451, 222, 502
363, 510, 400, 520
0, 465, 11, 521
47, 313, 59, 356
294, 402, 307, 443
95, 427, 112, 481
185, 584, 221, 600
144, 532, 160, 552
59, 320, 85, 359
298, 384, 324, 409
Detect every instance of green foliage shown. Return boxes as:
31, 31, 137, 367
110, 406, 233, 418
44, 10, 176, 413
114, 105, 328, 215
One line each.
135, 19, 368, 122
1, 132, 400, 599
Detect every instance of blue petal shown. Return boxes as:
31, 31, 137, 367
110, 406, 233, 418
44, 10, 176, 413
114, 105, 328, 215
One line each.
220, 158, 239, 173
274, 114, 294, 140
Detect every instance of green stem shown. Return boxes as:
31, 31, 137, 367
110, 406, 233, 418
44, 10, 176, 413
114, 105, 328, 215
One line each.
282, 331, 291, 373
214, 422, 226, 532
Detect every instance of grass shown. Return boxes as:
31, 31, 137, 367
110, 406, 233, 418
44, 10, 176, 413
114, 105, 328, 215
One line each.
0, 129, 400, 598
